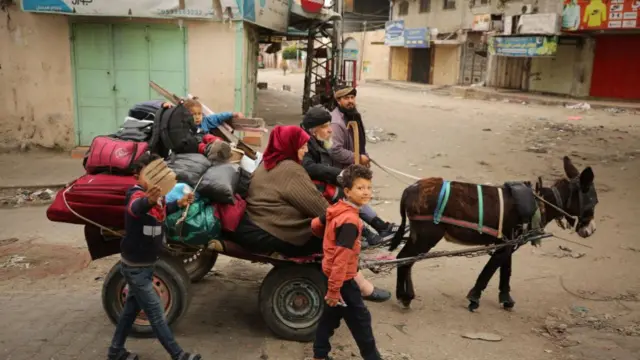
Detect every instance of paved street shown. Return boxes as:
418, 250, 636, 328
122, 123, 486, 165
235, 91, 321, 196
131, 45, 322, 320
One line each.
1, 70, 640, 360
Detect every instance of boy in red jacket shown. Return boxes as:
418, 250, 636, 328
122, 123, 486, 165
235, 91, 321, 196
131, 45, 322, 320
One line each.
311, 164, 382, 360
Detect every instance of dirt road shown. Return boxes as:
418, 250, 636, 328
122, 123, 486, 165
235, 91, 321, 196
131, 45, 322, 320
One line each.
1, 70, 639, 360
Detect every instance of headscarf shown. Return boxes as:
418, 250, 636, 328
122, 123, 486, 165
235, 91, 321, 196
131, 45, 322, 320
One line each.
262, 125, 310, 171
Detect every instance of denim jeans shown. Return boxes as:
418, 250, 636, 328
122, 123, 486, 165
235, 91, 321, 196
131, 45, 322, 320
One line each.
359, 204, 377, 224
109, 263, 184, 360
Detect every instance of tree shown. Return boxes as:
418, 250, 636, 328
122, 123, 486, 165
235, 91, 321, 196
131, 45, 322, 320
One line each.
282, 45, 298, 60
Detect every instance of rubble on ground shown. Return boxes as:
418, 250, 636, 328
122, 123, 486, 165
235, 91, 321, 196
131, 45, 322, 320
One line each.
0, 188, 58, 208
0, 255, 30, 270
366, 127, 397, 143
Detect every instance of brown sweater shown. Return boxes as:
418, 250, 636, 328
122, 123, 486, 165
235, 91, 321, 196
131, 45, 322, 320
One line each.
246, 160, 329, 246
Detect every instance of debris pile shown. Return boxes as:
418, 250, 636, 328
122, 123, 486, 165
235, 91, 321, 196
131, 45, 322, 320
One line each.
0, 188, 58, 208
366, 127, 397, 143
0, 255, 30, 270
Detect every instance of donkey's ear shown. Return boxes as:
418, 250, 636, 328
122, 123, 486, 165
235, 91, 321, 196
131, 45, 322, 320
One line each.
579, 167, 594, 190
563, 156, 580, 179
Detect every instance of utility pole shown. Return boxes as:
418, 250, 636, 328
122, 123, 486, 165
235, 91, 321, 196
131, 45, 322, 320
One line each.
358, 20, 367, 84
334, 0, 344, 86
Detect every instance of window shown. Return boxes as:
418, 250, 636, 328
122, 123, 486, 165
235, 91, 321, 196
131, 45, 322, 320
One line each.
481, 0, 489, 5
443, 0, 456, 10
419, 0, 431, 12
398, 1, 409, 16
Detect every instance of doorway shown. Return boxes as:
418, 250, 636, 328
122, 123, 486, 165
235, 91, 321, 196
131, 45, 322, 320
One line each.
409, 48, 432, 84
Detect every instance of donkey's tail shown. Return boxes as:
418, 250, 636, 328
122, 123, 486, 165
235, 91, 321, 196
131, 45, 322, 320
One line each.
389, 185, 410, 251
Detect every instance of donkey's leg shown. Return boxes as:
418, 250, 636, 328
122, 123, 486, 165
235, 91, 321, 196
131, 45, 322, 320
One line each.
395, 240, 415, 308
396, 223, 443, 309
466, 247, 510, 312
498, 247, 516, 310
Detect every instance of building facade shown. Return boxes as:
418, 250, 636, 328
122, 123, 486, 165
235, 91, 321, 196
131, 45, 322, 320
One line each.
1, 0, 296, 150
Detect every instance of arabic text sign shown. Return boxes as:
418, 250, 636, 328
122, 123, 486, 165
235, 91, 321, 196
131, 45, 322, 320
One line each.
385, 20, 405, 47
404, 28, 429, 48
562, 0, 640, 31
21, 0, 218, 19
489, 36, 558, 57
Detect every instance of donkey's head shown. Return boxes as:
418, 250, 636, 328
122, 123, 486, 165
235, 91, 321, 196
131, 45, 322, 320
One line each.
540, 156, 598, 238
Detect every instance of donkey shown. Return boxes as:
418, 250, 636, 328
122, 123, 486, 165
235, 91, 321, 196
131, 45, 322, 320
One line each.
389, 156, 598, 311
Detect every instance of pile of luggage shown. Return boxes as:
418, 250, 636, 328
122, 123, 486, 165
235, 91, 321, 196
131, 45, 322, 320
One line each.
47, 100, 260, 247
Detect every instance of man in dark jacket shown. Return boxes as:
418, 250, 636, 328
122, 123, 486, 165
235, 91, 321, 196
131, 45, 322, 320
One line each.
301, 106, 399, 245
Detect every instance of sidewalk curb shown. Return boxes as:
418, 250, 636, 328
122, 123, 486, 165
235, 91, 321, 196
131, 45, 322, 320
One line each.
0, 183, 67, 191
456, 87, 640, 111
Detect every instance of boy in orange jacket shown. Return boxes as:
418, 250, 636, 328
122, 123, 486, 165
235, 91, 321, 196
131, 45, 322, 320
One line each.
311, 164, 382, 360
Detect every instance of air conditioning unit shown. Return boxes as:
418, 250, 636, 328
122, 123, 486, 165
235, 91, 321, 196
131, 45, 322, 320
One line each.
521, 4, 537, 14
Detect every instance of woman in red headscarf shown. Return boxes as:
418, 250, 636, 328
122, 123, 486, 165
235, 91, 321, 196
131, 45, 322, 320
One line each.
233, 125, 329, 256
233, 125, 391, 302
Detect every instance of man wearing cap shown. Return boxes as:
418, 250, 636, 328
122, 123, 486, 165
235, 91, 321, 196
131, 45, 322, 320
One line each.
301, 105, 399, 245
329, 85, 370, 168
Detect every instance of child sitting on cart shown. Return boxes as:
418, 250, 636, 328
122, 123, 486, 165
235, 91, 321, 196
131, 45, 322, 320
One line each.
107, 153, 202, 360
311, 164, 382, 360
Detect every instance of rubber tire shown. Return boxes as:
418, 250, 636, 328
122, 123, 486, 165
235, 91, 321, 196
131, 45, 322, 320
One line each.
102, 256, 191, 338
259, 265, 326, 342
182, 249, 218, 283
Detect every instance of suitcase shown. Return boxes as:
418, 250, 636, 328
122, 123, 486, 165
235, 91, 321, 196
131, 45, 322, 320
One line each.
84, 136, 149, 175
46, 174, 137, 229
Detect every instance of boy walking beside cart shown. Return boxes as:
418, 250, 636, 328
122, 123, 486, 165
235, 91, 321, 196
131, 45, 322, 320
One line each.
311, 164, 383, 360
107, 153, 202, 360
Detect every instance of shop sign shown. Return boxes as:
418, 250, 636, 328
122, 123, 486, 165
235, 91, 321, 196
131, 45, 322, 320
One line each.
488, 36, 558, 57
404, 28, 430, 48
472, 14, 491, 31
243, 0, 291, 33
21, 0, 218, 19
385, 20, 405, 47
562, 0, 640, 31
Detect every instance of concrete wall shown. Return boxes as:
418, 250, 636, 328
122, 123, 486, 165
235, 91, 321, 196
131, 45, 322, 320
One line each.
1, 7, 74, 151
0, 5, 236, 150
393, 0, 470, 33
471, 0, 563, 17
188, 21, 236, 113
529, 39, 595, 97
343, 29, 390, 81
432, 45, 461, 85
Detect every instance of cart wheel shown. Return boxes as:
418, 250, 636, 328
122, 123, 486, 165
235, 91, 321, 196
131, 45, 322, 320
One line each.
259, 265, 326, 342
181, 248, 218, 283
102, 256, 191, 338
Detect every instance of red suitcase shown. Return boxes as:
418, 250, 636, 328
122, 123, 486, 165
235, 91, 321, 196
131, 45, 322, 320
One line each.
46, 174, 137, 229
84, 136, 148, 175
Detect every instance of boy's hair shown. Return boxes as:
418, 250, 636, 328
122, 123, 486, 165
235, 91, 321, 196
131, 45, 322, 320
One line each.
132, 153, 162, 175
183, 99, 202, 111
341, 164, 372, 189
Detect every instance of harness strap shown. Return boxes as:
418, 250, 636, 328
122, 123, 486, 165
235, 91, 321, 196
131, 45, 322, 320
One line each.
433, 181, 451, 224
409, 214, 500, 238
477, 184, 484, 234
497, 187, 504, 239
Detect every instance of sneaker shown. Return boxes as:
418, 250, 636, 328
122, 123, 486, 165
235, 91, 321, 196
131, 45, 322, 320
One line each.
363, 287, 391, 303
378, 223, 400, 241
362, 227, 384, 246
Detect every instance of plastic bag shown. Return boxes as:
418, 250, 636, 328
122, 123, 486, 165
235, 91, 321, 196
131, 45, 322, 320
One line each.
199, 163, 240, 204
168, 153, 211, 187
215, 194, 247, 232
166, 183, 200, 204
165, 200, 221, 245
240, 151, 263, 173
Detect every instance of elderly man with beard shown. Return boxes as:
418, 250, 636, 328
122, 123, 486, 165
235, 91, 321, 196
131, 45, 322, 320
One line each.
301, 106, 392, 303
301, 106, 398, 245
